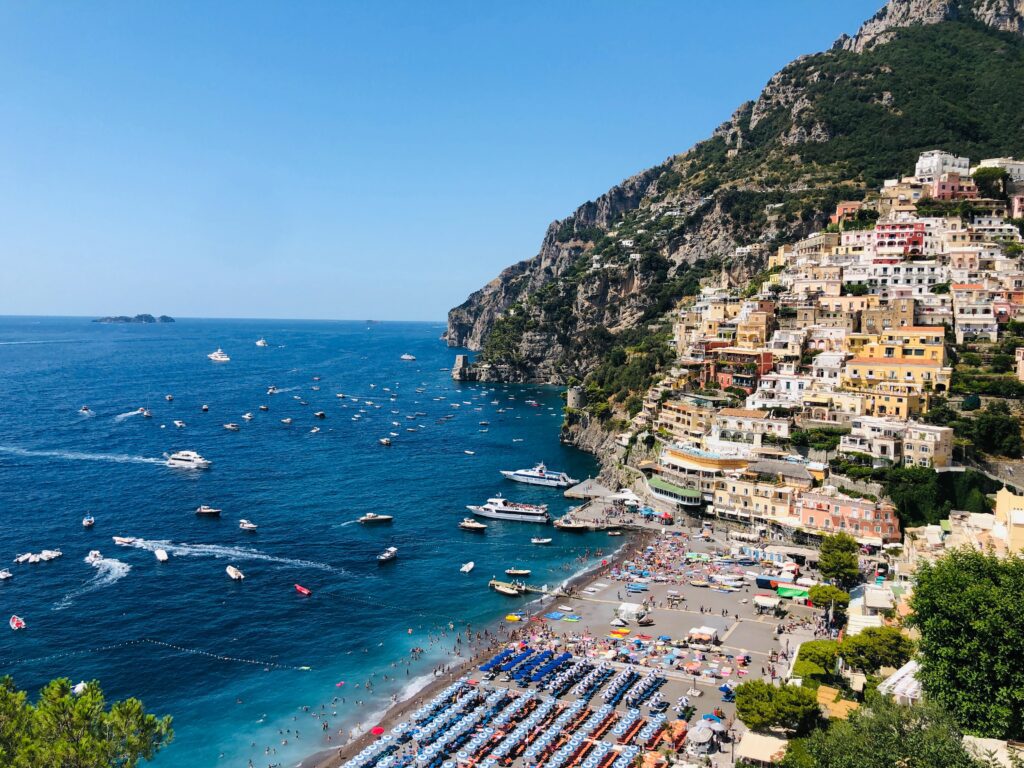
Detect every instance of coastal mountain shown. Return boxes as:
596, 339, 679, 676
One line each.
446, 0, 1024, 391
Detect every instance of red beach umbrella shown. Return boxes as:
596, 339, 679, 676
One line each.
371, 726, 385, 736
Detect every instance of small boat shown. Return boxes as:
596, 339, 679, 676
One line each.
400, 353, 416, 361
208, 348, 230, 362
459, 518, 487, 532
258, 405, 269, 411
112, 536, 137, 546
313, 411, 326, 419
242, 412, 254, 421
464, 450, 475, 456
379, 438, 392, 446
201, 404, 209, 412
460, 562, 475, 574
531, 537, 552, 545
479, 421, 489, 426
141, 409, 152, 418
690, 579, 710, 588
488, 579, 521, 596
310, 427, 320, 434
154, 549, 169, 562
505, 567, 531, 577
38, 549, 62, 561
0, 570, 11, 581
173, 420, 186, 428
85, 550, 103, 564
267, 386, 280, 395
336, 393, 346, 399
377, 546, 398, 563
554, 518, 589, 531
280, 418, 293, 425
9, 615, 25, 631
223, 423, 240, 431
239, 519, 258, 531
165, 394, 174, 402
196, 505, 222, 516
82, 515, 95, 528
79, 405, 90, 414
294, 584, 312, 596
607, 530, 623, 537
256, 338, 269, 347
226, 565, 245, 581
358, 513, 394, 525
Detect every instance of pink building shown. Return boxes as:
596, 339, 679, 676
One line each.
929, 172, 978, 201
798, 486, 901, 545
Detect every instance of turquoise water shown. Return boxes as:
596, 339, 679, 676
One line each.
0, 317, 605, 767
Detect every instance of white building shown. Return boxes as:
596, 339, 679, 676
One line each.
915, 150, 970, 182
974, 157, 1024, 183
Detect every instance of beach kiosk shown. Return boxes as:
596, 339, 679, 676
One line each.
616, 602, 648, 623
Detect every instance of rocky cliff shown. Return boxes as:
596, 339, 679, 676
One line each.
446, 0, 1024, 393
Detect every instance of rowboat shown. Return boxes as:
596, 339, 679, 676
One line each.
505, 567, 531, 577
295, 584, 312, 596
226, 565, 245, 581
460, 561, 475, 573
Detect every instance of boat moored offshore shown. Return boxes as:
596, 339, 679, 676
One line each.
500, 462, 578, 488
358, 512, 393, 525
165, 450, 211, 469
207, 348, 230, 362
466, 496, 550, 524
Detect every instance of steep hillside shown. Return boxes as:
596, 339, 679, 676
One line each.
447, 0, 1024, 394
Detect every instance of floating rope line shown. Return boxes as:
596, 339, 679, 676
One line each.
0, 638, 312, 672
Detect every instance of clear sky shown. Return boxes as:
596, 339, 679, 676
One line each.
0, 1, 882, 321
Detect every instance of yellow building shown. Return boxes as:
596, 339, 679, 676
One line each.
994, 487, 1024, 555
842, 357, 951, 395
657, 399, 715, 444
863, 326, 947, 365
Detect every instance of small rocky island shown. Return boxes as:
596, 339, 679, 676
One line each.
93, 314, 175, 324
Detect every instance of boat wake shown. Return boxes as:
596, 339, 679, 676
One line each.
123, 539, 348, 575
114, 409, 144, 422
54, 558, 132, 610
0, 446, 163, 465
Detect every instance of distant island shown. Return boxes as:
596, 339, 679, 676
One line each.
93, 314, 175, 324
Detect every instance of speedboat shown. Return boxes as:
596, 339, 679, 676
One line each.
459, 518, 488, 532
295, 584, 312, 596
242, 412, 254, 421
154, 549, 169, 562
173, 420, 186, 428
488, 579, 521, 596
505, 567, 531, 577
377, 546, 398, 563
358, 513, 394, 525
313, 411, 326, 419
0, 570, 11, 581
208, 349, 230, 362
379, 438, 392, 446
201, 404, 209, 412
165, 450, 211, 469
280, 418, 293, 425
500, 462, 578, 488
531, 537, 552, 545
85, 550, 103, 564
226, 565, 245, 581
239, 519, 258, 531
258, 405, 269, 411
554, 518, 589, 532
460, 561, 475, 574
400, 353, 416, 361
310, 427, 320, 433
255, 338, 269, 347
165, 394, 174, 402
9, 615, 25, 631
196, 505, 222, 516
467, 496, 550, 524
112, 536, 137, 546
464, 450, 475, 456
223, 423, 240, 431
38, 550, 62, 561
336, 393, 346, 399
267, 386, 280, 395
79, 405, 90, 414
82, 515, 95, 528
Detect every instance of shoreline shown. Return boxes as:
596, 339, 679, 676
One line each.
303, 528, 652, 768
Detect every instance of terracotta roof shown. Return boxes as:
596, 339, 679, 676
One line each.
951, 283, 984, 289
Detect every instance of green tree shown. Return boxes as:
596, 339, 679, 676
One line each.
807, 585, 850, 622
971, 401, 1024, 458
910, 550, 1024, 739
0, 677, 172, 768
972, 166, 1011, 199
797, 639, 839, 671
838, 627, 914, 673
818, 532, 861, 589
780, 696, 985, 768
735, 680, 820, 736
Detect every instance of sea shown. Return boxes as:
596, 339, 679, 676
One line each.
0, 317, 608, 767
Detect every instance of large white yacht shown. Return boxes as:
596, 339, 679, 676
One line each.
165, 450, 212, 469
466, 496, 550, 524
207, 349, 230, 362
500, 462, 578, 488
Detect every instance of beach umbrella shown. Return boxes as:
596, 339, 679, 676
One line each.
372, 726, 386, 736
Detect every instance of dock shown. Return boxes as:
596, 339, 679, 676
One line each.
563, 478, 613, 500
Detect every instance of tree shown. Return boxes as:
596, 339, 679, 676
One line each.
910, 550, 1024, 739
797, 639, 839, 671
0, 677, 172, 768
780, 696, 986, 768
972, 166, 1011, 199
735, 680, 820, 736
817, 532, 861, 589
838, 627, 914, 673
807, 585, 850, 623
971, 401, 1024, 458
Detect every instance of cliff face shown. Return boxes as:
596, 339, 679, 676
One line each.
446, 0, 1024, 389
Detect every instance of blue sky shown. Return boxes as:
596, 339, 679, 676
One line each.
0, 1, 881, 321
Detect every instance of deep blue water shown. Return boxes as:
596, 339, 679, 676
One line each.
0, 317, 604, 767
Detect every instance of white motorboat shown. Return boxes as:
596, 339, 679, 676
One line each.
377, 546, 398, 563
79, 405, 90, 414
459, 518, 488, 532
208, 349, 230, 362
267, 386, 280, 395
165, 394, 174, 402
13, 554, 32, 564
0, 570, 11, 581
505, 567, 531, 577
554, 517, 589, 531
500, 462, 578, 488
336, 393, 346, 399
82, 514, 95, 528
165, 450, 211, 469
379, 438, 392, 446
256, 338, 269, 347
467, 496, 550, 524
112, 536, 137, 546
196, 505, 222, 516
531, 537, 553, 545
608, 530, 623, 536
460, 562, 475, 574
201, 404, 209, 412
488, 579, 522, 596
38, 549, 62, 561
280, 418, 293, 425
400, 353, 416, 361
310, 426, 320, 433
85, 550, 103, 564
154, 549, 169, 562
358, 513, 394, 525
226, 565, 245, 581
313, 411, 326, 419
223, 423, 240, 431
141, 409, 152, 418
239, 519, 258, 531
259, 405, 269, 411
242, 412, 254, 421
464, 450, 475, 456
173, 420, 186, 428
